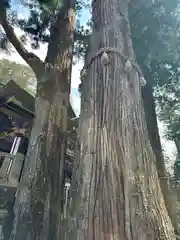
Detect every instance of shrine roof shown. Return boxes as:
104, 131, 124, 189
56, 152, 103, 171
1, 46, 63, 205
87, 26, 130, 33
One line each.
0, 80, 76, 119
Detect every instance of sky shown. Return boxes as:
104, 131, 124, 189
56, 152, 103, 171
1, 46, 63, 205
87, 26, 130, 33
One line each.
0, 0, 176, 169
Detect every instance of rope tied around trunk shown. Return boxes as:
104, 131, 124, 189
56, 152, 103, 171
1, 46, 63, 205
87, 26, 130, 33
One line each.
80, 47, 146, 87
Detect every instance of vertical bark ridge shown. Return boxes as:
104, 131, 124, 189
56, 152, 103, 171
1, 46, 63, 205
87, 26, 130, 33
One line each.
64, 0, 176, 239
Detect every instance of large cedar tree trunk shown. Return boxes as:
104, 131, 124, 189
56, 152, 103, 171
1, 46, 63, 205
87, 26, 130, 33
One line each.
9, 2, 76, 240
64, 0, 176, 239
142, 75, 178, 233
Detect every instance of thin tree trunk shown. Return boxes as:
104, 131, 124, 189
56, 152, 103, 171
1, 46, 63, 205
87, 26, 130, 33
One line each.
9, 2, 76, 239
64, 0, 175, 239
142, 80, 165, 177
174, 137, 180, 158
142, 77, 178, 233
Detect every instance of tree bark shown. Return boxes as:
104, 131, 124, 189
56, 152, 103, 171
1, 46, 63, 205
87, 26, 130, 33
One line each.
8, 1, 76, 239
142, 75, 178, 233
64, 0, 176, 239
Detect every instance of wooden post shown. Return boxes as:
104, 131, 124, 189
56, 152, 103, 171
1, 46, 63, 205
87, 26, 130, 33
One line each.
8, 153, 24, 187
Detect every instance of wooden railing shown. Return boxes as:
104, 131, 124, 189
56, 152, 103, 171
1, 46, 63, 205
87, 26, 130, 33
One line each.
0, 137, 76, 188
0, 151, 24, 187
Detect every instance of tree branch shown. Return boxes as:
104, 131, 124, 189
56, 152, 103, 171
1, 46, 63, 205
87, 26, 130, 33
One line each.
0, 8, 45, 76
